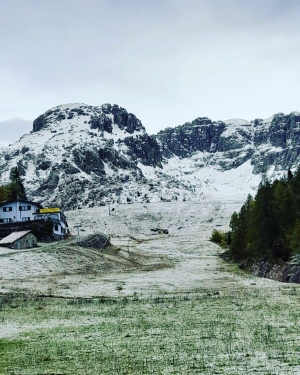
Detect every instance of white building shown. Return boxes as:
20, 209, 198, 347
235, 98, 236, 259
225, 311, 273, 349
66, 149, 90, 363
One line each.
0, 200, 69, 238
34, 207, 69, 237
0, 200, 42, 223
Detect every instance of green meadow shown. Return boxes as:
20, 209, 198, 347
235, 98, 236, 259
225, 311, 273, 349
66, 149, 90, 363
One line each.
1, 287, 300, 375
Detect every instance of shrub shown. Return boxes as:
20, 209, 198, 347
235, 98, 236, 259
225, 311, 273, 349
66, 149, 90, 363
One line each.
210, 229, 228, 248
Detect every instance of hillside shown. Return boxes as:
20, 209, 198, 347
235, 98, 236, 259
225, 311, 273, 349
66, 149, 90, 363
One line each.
0, 103, 299, 209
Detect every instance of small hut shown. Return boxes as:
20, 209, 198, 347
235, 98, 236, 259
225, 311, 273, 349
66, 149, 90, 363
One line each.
0, 230, 37, 249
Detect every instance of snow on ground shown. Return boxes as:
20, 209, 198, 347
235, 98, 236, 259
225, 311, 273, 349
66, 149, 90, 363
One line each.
160, 157, 261, 201
0, 198, 286, 300
222, 118, 252, 138
262, 114, 276, 125
223, 118, 251, 126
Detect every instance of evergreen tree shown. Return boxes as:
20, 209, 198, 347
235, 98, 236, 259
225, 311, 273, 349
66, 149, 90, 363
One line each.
273, 179, 296, 236
9, 166, 26, 199
290, 165, 300, 207
290, 221, 300, 255
0, 185, 8, 203
288, 167, 293, 180
229, 211, 239, 233
230, 194, 253, 260
227, 231, 232, 246
5, 182, 26, 201
227, 166, 300, 261
249, 180, 279, 258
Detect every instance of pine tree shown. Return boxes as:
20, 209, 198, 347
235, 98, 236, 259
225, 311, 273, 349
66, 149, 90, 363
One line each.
0, 185, 8, 203
290, 221, 300, 255
250, 180, 279, 258
273, 179, 296, 234
9, 166, 26, 199
10, 166, 21, 185
227, 231, 232, 246
227, 168, 300, 261
230, 194, 253, 260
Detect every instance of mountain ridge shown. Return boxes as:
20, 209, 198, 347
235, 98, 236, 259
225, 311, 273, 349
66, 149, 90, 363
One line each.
0, 103, 299, 209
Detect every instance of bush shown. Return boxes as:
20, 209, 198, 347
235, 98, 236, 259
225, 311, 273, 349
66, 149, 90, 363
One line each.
210, 229, 228, 248
30, 219, 53, 241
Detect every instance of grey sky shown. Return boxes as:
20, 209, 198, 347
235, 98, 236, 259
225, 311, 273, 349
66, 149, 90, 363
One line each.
1, 0, 300, 141
0, 118, 32, 147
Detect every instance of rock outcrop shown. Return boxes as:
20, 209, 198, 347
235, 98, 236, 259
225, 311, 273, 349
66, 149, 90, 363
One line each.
156, 112, 300, 173
0, 103, 300, 209
78, 232, 109, 250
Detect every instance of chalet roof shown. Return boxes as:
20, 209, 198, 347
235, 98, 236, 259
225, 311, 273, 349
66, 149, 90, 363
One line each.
0, 230, 33, 245
0, 200, 43, 208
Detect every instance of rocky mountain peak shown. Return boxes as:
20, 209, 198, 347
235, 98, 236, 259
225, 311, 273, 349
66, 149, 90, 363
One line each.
32, 103, 146, 136
1, 105, 300, 210
0, 103, 163, 209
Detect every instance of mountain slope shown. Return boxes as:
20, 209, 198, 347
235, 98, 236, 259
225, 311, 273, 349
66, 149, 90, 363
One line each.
0, 103, 164, 208
0, 103, 299, 209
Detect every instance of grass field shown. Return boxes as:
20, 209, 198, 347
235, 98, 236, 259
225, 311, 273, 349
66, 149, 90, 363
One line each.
1, 202, 300, 374
1, 286, 300, 375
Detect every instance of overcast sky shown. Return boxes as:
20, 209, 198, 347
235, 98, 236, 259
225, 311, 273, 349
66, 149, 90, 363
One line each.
1, 0, 300, 143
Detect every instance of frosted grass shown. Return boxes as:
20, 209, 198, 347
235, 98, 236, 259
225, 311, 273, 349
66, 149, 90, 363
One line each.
1, 289, 300, 374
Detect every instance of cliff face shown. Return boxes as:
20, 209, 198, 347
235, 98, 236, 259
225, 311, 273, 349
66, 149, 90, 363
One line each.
156, 117, 253, 170
251, 112, 300, 173
0, 103, 299, 210
157, 118, 225, 157
156, 112, 300, 173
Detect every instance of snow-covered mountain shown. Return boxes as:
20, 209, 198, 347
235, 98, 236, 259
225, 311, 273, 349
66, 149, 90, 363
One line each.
0, 103, 299, 209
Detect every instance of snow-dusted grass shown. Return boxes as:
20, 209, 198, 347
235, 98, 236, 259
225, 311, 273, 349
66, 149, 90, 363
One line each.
1, 200, 300, 373
0, 200, 282, 297
1, 288, 300, 374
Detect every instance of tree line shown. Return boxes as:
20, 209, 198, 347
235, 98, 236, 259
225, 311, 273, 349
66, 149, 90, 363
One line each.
0, 167, 26, 203
226, 167, 300, 261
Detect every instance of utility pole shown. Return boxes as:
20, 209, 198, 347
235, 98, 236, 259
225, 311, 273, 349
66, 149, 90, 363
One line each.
74, 219, 82, 243
74, 225, 80, 243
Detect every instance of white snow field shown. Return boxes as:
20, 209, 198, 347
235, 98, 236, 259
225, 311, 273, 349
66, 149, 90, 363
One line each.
0, 198, 284, 298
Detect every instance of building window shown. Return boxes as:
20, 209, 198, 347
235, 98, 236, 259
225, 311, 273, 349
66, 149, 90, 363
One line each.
3, 207, 12, 212
34, 215, 45, 220
22, 217, 30, 222
3, 218, 12, 223
49, 214, 59, 220
54, 224, 59, 231
19, 206, 31, 211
